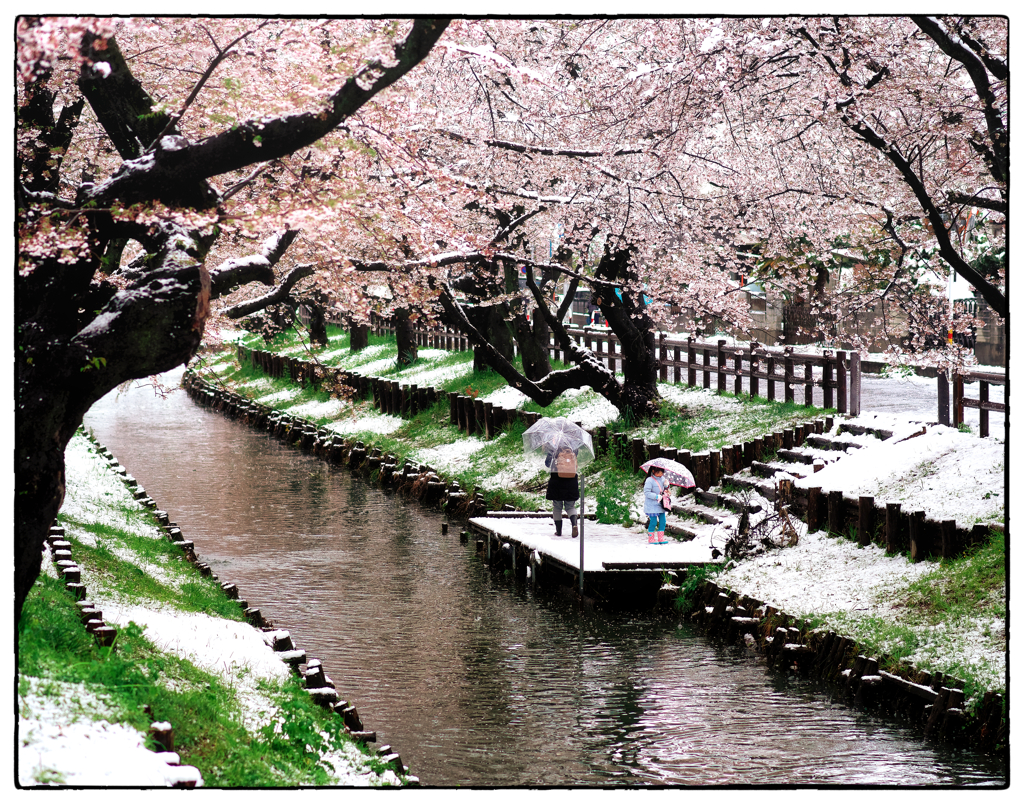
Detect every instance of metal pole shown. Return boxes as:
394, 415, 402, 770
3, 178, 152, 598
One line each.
579, 474, 585, 594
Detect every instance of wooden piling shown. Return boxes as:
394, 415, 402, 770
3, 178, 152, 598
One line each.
909, 510, 927, 562
827, 490, 844, 536
858, 496, 874, 546
885, 502, 901, 554
807, 487, 822, 532
940, 520, 957, 560
631, 438, 646, 473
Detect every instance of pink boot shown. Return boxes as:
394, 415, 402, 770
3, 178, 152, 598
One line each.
648, 531, 658, 544
656, 531, 669, 544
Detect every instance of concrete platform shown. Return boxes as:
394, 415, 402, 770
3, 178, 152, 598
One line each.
470, 514, 722, 570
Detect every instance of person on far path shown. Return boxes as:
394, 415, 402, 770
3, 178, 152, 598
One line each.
644, 466, 671, 545
546, 446, 580, 538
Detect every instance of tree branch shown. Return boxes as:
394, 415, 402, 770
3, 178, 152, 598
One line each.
911, 15, 1007, 184
841, 114, 1005, 316
209, 229, 300, 299
222, 263, 314, 319
90, 19, 450, 207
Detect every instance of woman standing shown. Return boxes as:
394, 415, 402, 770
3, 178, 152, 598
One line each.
546, 446, 580, 538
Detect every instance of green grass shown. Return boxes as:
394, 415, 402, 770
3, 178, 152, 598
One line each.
900, 529, 1006, 620
593, 466, 636, 526
797, 529, 1006, 704
20, 430, 404, 786
19, 576, 380, 785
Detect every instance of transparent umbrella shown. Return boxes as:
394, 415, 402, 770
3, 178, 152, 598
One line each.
521, 417, 595, 472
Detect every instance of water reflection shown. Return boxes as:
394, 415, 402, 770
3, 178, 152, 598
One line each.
83, 371, 1006, 787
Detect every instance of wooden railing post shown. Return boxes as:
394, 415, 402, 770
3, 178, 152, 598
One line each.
687, 337, 696, 386
784, 350, 796, 404
750, 343, 760, 399
717, 340, 727, 394
767, 355, 777, 401
909, 510, 927, 562
823, 351, 834, 409
850, 352, 861, 416
937, 371, 950, 426
885, 502, 901, 554
807, 487, 822, 533
674, 342, 682, 384
804, 361, 814, 407
733, 351, 743, 395
659, 332, 668, 382
858, 496, 874, 546
827, 490, 844, 536
953, 373, 965, 427
837, 351, 848, 414
980, 381, 990, 437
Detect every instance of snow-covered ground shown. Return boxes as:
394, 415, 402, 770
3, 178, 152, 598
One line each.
17, 436, 406, 788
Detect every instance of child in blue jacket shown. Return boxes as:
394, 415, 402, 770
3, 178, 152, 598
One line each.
643, 466, 671, 544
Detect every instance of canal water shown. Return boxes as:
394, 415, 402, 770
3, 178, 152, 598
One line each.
83, 369, 1006, 787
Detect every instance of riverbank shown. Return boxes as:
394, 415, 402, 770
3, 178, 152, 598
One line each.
16, 430, 413, 787
195, 326, 1005, 710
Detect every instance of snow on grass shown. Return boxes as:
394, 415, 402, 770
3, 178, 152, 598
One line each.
391, 358, 473, 389
256, 387, 302, 405
482, 385, 529, 409
718, 527, 933, 617
18, 679, 202, 787
901, 616, 1006, 693
659, 383, 746, 413
99, 601, 293, 735
795, 414, 1004, 526
234, 376, 278, 394
59, 437, 152, 544
323, 343, 390, 367
556, 390, 621, 429
412, 437, 489, 474
102, 603, 291, 686
342, 356, 398, 376
324, 409, 405, 436
287, 399, 345, 420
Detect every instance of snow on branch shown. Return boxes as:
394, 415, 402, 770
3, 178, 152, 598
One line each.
209, 229, 300, 300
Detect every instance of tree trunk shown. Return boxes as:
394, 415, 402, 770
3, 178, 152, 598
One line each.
601, 302, 660, 419
307, 303, 328, 346
16, 256, 208, 623
513, 310, 551, 381
350, 323, 369, 352
394, 308, 418, 366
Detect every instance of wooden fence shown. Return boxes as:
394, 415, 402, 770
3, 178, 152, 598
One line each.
234, 344, 996, 564
937, 370, 1006, 438
368, 317, 860, 415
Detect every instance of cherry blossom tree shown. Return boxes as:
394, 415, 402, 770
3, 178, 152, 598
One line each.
15, 16, 449, 623
332, 19, 756, 417
710, 15, 1006, 368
